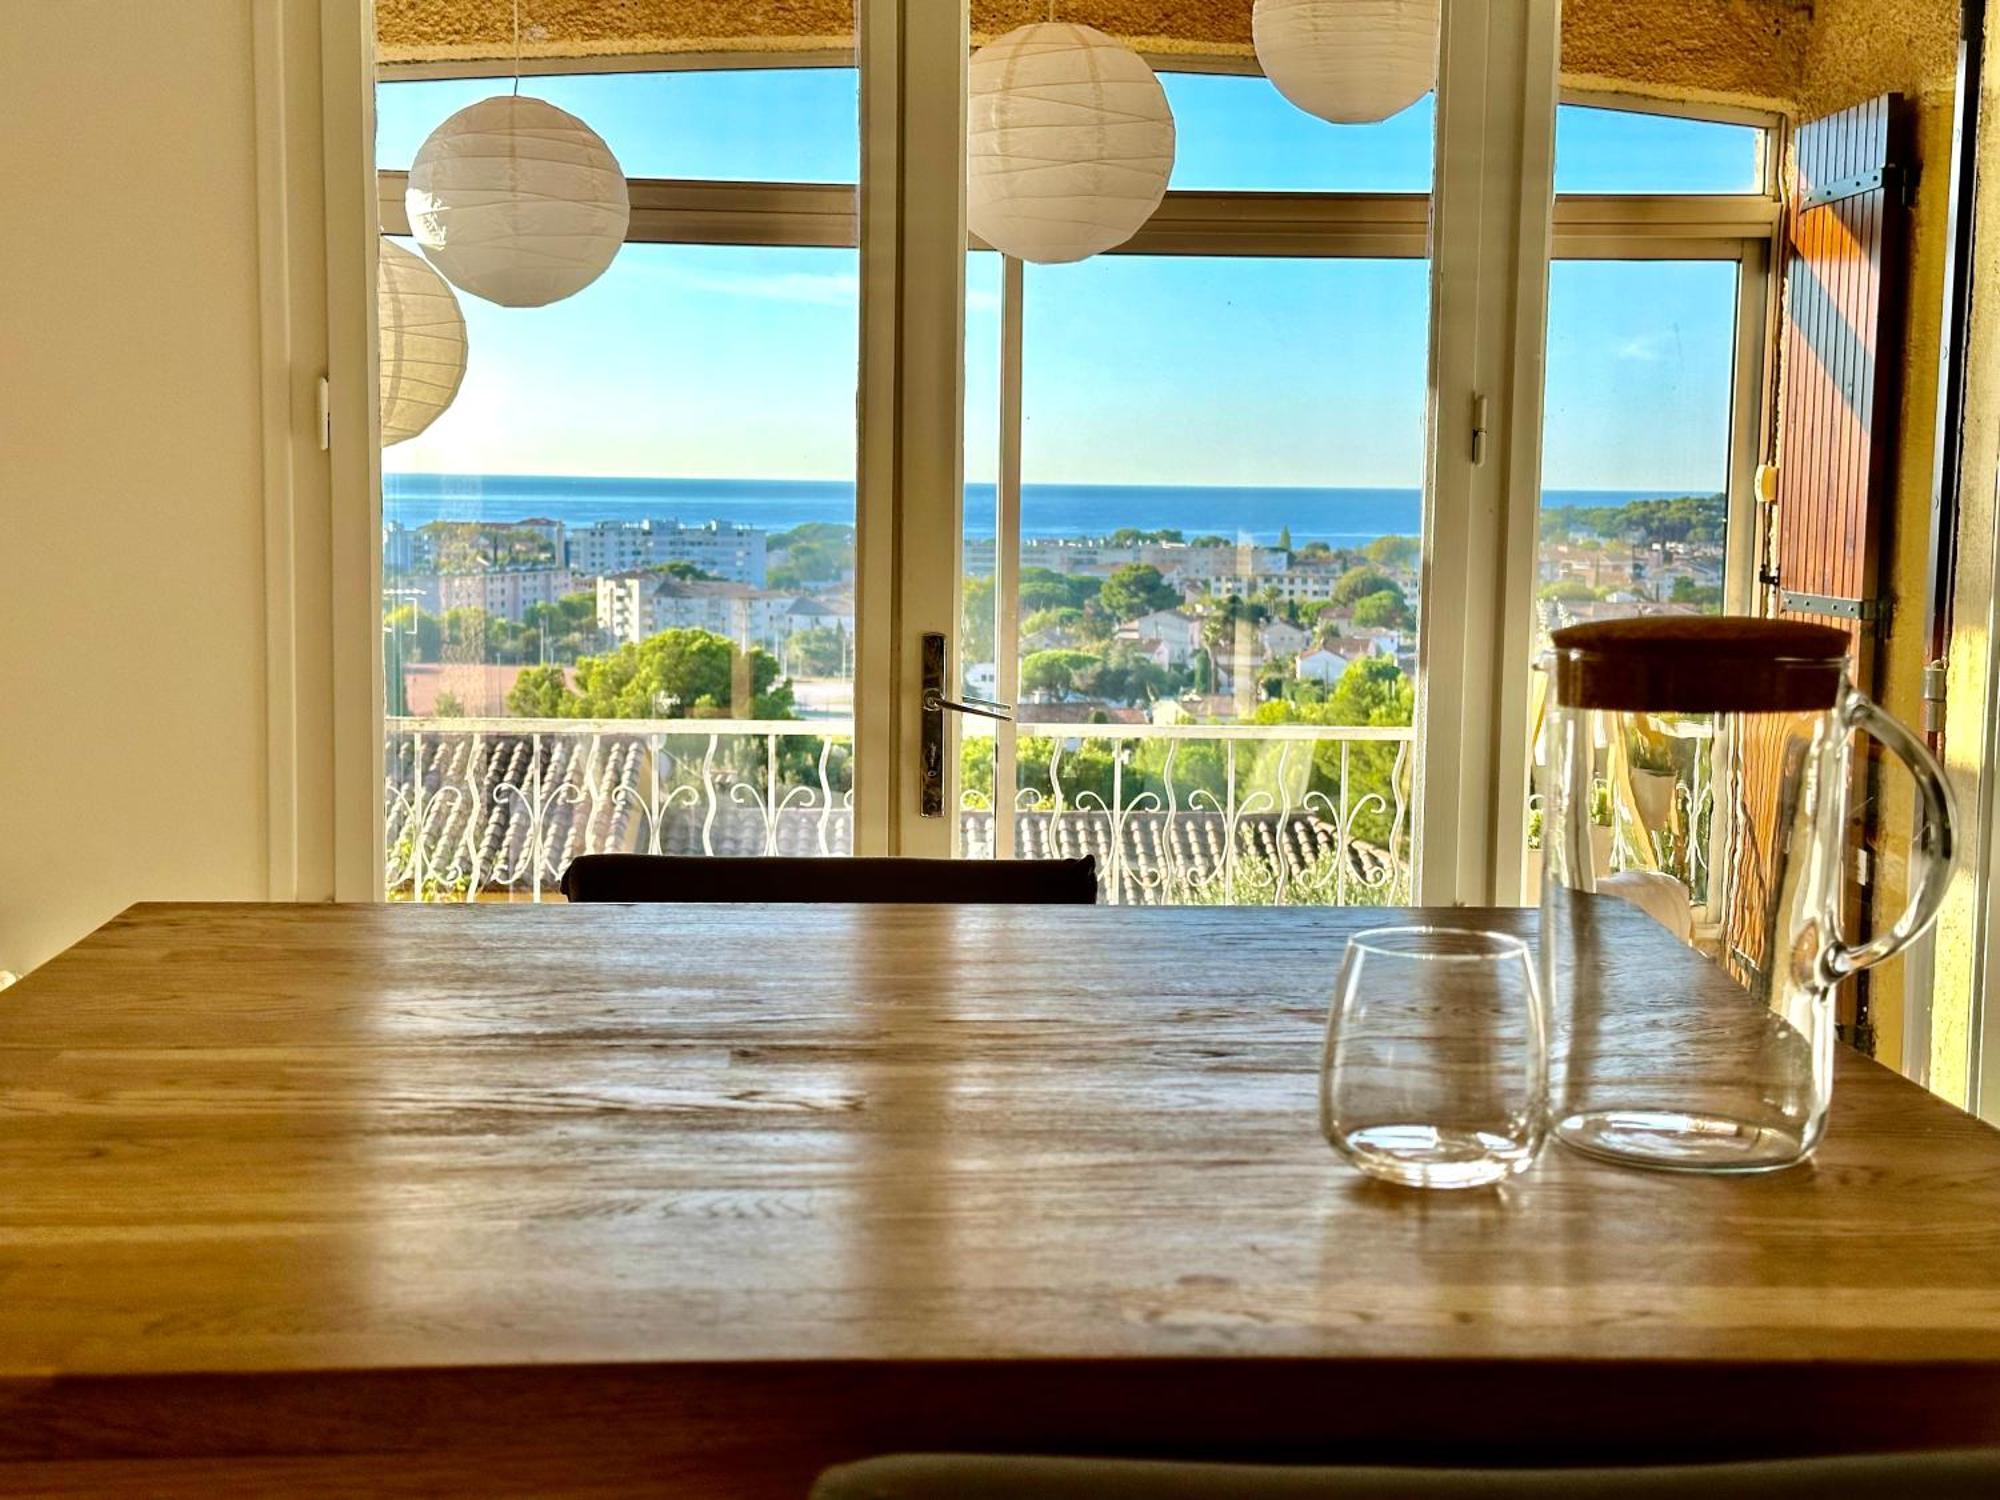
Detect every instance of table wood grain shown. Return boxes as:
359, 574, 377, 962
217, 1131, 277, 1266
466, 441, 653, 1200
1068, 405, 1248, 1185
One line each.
3, 901, 1999, 1496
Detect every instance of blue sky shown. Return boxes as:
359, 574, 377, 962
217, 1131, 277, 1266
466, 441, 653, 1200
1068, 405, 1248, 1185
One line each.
379, 68, 1754, 491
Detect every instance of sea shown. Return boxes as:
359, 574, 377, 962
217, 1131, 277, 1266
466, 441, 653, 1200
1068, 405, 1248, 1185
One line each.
381, 473, 1707, 547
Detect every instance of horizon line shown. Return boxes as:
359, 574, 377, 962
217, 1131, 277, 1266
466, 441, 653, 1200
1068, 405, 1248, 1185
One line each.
383, 472, 1724, 497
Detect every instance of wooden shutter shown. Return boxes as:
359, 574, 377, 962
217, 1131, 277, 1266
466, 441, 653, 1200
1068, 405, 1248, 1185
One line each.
1726, 96, 1910, 987
1768, 95, 1909, 661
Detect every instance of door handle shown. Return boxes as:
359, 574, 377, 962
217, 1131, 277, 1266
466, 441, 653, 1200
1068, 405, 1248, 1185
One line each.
923, 688, 1013, 722
920, 632, 1012, 817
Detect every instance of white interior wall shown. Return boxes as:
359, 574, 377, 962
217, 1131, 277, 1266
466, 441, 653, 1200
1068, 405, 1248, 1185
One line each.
0, 1, 274, 973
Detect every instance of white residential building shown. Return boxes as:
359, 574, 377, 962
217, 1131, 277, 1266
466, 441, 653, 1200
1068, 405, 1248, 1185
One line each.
413, 567, 576, 622
1296, 646, 1355, 684
1258, 619, 1311, 658
596, 574, 843, 653
1115, 608, 1203, 666
1198, 569, 1338, 603
567, 519, 768, 586
383, 521, 432, 575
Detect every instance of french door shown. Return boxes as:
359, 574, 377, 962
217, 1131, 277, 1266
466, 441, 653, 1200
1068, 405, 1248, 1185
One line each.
370, 0, 1563, 904
880, 0, 1563, 911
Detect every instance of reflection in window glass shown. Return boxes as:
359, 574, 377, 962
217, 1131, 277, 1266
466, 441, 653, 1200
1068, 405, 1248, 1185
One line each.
1537, 259, 1738, 639
383, 240, 860, 718
1011, 254, 1429, 899
1526, 260, 1741, 900
960, 252, 1004, 852
377, 68, 861, 181
382, 237, 862, 893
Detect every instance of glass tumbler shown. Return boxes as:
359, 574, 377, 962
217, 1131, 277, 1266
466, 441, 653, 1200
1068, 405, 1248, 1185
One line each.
1541, 617, 1954, 1173
1320, 927, 1548, 1190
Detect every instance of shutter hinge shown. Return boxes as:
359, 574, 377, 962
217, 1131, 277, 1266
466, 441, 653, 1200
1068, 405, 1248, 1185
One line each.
1777, 588, 1882, 627
1799, 163, 1906, 212
316, 375, 332, 451
1922, 656, 1948, 734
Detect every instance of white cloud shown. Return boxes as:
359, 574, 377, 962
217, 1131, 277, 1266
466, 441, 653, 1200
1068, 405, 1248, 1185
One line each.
1614, 330, 1680, 363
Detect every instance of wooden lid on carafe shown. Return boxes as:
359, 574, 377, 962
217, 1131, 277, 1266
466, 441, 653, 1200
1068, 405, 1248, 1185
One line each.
1548, 617, 1851, 713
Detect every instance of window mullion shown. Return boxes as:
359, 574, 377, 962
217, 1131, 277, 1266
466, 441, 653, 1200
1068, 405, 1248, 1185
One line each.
1417, 0, 1562, 906
862, 0, 967, 857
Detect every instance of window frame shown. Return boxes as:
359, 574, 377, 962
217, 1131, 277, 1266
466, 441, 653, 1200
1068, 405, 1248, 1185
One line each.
372, 42, 1778, 900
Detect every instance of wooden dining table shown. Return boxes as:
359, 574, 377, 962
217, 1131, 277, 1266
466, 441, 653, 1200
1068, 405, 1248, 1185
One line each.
4, 900, 2000, 1497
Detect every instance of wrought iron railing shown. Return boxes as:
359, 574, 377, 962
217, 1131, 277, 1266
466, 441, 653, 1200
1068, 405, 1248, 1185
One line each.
385, 716, 1415, 905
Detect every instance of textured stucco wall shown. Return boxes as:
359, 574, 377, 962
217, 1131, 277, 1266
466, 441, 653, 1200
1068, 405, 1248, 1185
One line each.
1795, 0, 1961, 1076
1563, 0, 1807, 110
1923, 18, 2000, 1105
1799, 0, 1961, 117
376, 0, 1815, 103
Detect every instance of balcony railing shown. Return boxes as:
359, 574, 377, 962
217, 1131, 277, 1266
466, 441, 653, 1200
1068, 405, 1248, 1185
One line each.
386, 716, 1415, 905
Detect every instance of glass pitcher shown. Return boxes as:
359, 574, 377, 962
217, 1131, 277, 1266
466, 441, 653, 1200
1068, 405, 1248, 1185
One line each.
1539, 617, 1954, 1173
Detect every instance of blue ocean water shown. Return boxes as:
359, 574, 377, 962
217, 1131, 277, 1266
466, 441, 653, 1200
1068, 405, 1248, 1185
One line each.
381, 473, 1707, 546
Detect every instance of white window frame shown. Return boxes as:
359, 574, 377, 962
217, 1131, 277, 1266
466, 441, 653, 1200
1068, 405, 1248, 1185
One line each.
368, 1, 1778, 897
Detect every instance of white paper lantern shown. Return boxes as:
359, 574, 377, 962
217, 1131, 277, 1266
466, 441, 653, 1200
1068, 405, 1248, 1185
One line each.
405, 95, 630, 307
378, 240, 468, 447
968, 23, 1175, 265
1252, 0, 1439, 125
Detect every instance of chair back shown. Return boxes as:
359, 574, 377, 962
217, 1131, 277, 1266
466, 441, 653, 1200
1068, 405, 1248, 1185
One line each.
811, 1451, 2000, 1498
559, 854, 1097, 905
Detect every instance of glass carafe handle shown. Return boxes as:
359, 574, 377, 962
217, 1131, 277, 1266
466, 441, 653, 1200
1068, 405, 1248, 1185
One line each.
1826, 689, 1957, 980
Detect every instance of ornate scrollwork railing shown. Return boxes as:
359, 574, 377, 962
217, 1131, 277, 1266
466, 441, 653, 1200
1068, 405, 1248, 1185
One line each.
386, 716, 1415, 906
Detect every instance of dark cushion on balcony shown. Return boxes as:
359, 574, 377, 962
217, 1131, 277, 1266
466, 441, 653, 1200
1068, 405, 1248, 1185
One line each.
558, 854, 1098, 905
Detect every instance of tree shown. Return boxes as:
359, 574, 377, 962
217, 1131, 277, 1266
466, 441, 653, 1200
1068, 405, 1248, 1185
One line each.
1277, 525, 1293, 553
1247, 657, 1414, 847
1099, 563, 1181, 621
1020, 648, 1098, 701
432, 691, 467, 718
787, 625, 849, 677
648, 560, 720, 582
1019, 566, 1096, 615
1078, 642, 1174, 705
768, 522, 855, 590
1022, 605, 1085, 641
1197, 595, 1248, 696
1191, 533, 1232, 548
385, 604, 443, 662
1350, 589, 1413, 632
961, 573, 995, 661
1540, 494, 1726, 547
507, 665, 572, 718
567, 628, 794, 719
1670, 577, 1723, 610
1328, 655, 1414, 728
1332, 567, 1403, 609
520, 591, 604, 665
1538, 578, 1599, 603
1363, 534, 1420, 571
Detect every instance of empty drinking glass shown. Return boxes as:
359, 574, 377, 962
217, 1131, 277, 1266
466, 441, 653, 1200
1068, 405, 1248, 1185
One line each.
1320, 927, 1548, 1190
